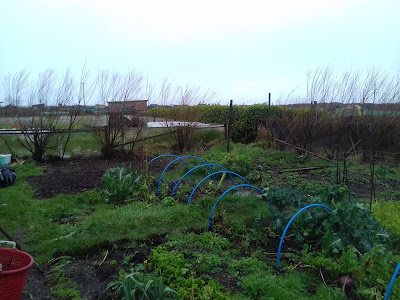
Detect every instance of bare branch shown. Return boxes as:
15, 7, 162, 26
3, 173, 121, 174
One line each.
2, 69, 30, 106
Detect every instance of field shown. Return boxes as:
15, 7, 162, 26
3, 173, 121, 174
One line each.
2, 142, 400, 299
0, 125, 224, 159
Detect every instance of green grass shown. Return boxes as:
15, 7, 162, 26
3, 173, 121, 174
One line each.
0, 132, 101, 158
1, 163, 214, 262
58, 132, 101, 155
2, 194, 210, 262
1, 126, 224, 160
0, 135, 32, 157
372, 200, 400, 234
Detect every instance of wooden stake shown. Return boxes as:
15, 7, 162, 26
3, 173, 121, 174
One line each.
227, 100, 233, 152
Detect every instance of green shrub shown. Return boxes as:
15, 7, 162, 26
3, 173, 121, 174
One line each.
146, 104, 289, 144
204, 149, 254, 176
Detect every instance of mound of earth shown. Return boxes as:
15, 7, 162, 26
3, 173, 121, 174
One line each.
26, 158, 143, 199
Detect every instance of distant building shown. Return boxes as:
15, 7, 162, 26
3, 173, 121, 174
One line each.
108, 100, 148, 114
95, 104, 108, 114
32, 104, 45, 111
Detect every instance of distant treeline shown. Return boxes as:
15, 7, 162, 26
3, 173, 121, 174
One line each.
146, 104, 400, 163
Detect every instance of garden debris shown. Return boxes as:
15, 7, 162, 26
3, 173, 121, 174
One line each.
275, 138, 333, 162
99, 250, 109, 266
14, 158, 26, 165
279, 166, 331, 173
0, 166, 16, 188
50, 231, 76, 241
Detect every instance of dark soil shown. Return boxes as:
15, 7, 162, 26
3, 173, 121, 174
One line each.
22, 234, 166, 300
26, 157, 144, 199
26, 155, 178, 199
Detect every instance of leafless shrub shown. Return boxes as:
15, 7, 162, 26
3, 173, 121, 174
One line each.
267, 67, 400, 163
93, 69, 146, 159
156, 79, 216, 153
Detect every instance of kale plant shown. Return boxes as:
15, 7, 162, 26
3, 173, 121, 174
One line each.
100, 167, 155, 203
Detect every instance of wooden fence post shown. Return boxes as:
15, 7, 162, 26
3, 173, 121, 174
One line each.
227, 100, 233, 152
268, 93, 271, 118
224, 113, 228, 140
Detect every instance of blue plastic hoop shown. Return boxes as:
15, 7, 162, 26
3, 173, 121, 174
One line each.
207, 184, 274, 231
385, 262, 400, 300
171, 164, 234, 197
148, 154, 181, 165
187, 171, 250, 206
157, 156, 213, 195
277, 204, 332, 271
148, 155, 192, 179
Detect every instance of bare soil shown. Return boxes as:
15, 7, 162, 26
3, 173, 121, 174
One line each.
26, 157, 144, 199
22, 234, 166, 300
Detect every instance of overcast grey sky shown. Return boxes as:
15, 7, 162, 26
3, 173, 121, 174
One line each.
1, 0, 399, 104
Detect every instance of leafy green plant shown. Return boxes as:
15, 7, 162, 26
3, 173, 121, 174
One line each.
109, 260, 117, 266
161, 196, 177, 206
228, 256, 266, 275
193, 253, 222, 272
100, 167, 155, 203
265, 186, 390, 255
46, 258, 84, 300
100, 167, 141, 202
204, 148, 255, 176
302, 245, 400, 299
245, 170, 262, 184
263, 187, 309, 211
321, 201, 390, 254
145, 246, 229, 299
123, 254, 134, 266
108, 271, 177, 300
309, 185, 349, 202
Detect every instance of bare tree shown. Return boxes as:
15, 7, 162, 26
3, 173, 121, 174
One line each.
2, 70, 30, 116
307, 66, 335, 104
140, 76, 156, 103
11, 69, 60, 160
159, 83, 216, 152
2, 70, 30, 106
58, 63, 97, 158
93, 70, 145, 159
0, 68, 91, 161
